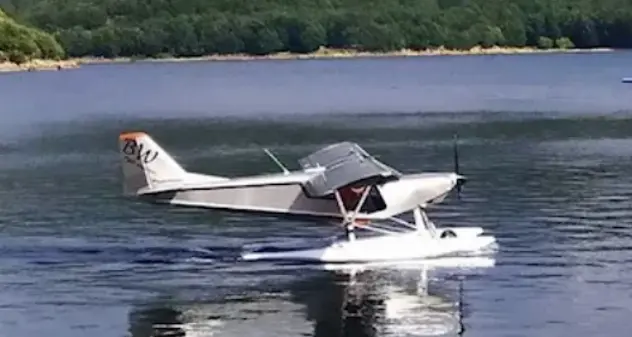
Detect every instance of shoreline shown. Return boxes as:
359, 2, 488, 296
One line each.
79, 46, 617, 64
0, 59, 80, 73
0, 46, 618, 73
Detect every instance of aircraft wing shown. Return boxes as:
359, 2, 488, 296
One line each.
298, 142, 401, 197
135, 171, 314, 195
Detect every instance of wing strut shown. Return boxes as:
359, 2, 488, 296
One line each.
413, 205, 437, 238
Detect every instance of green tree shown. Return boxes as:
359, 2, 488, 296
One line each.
3, 0, 632, 59
0, 8, 65, 62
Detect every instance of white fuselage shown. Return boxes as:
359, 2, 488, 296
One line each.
119, 132, 463, 221
140, 171, 462, 221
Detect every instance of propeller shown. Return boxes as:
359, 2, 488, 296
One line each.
453, 134, 466, 199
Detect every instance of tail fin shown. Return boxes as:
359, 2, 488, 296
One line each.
119, 132, 187, 195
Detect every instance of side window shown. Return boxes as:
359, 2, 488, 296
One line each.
338, 185, 387, 213
361, 186, 387, 213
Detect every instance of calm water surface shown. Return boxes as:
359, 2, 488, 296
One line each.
1, 51, 632, 337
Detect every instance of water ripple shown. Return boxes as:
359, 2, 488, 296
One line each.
2, 110, 632, 337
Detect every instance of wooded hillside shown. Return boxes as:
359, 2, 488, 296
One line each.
2, 0, 630, 59
0, 8, 65, 64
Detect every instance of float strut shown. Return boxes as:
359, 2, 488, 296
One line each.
346, 224, 356, 241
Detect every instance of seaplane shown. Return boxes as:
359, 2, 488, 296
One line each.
118, 132, 497, 263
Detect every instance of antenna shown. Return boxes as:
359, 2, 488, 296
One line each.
263, 148, 290, 175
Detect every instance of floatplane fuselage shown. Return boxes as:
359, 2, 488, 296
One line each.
119, 132, 497, 263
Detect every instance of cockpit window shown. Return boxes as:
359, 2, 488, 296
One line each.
337, 185, 387, 213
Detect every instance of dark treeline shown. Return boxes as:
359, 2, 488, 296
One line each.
2, 0, 632, 59
0, 8, 65, 63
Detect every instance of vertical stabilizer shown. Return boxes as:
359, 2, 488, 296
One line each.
119, 132, 187, 195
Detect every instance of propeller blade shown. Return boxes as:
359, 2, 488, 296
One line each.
453, 134, 460, 175
453, 134, 465, 198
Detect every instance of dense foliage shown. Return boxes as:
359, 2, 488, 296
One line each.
0, 8, 65, 63
2, 0, 632, 59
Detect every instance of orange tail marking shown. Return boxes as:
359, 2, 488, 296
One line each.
119, 132, 147, 141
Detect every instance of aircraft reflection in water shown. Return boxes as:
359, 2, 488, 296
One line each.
127, 256, 494, 337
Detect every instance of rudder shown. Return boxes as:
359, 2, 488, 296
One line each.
119, 132, 187, 195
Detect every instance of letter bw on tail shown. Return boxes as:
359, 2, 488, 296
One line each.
121, 139, 159, 165
118, 132, 187, 195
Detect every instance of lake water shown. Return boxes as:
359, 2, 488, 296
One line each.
1, 51, 632, 337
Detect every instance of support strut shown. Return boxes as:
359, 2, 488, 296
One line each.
334, 185, 373, 242
413, 205, 438, 238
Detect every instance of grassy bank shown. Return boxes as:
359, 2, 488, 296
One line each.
0, 8, 68, 73
0, 59, 79, 73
